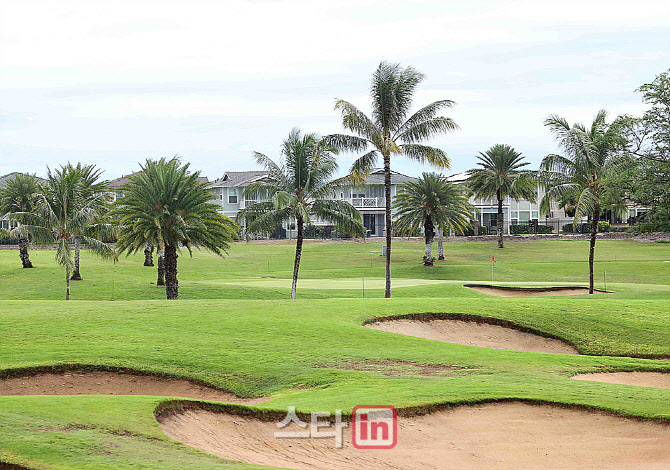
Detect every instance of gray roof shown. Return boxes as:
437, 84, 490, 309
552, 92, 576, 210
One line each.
0, 172, 45, 189
212, 171, 268, 188
363, 168, 418, 185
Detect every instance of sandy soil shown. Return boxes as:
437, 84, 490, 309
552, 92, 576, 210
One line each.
158, 402, 670, 470
366, 319, 578, 354
466, 285, 601, 297
572, 371, 670, 389
0, 371, 265, 404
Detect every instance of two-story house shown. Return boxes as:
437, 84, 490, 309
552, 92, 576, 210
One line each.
210, 168, 417, 238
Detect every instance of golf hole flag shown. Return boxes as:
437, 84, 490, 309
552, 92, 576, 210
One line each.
492, 256, 496, 263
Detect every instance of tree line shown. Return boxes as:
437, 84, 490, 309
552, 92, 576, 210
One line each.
1, 64, 668, 299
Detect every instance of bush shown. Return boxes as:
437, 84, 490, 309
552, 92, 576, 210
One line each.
0, 228, 17, 245
561, 221, 610, 233
637, 221, 670, 233
460, 225, 488, 236
510, 224, 553, 235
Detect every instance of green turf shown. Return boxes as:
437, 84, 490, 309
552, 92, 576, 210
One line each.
1, 238, 670, 469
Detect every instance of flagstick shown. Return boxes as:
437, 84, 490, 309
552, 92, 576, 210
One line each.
491, 257, 494, 282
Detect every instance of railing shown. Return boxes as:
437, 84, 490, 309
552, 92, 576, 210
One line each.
347, 197, 385, 208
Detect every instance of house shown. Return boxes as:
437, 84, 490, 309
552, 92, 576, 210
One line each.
210, 168, 418, 238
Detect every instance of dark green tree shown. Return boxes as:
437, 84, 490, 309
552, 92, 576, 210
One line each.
62, 163, 112, 281
238, 129, 365, 299
539, 111, 629, 293
16, 167, 116, 299
330, 61, 458, 296
467, 144, 536, 248
394, 173, 474, 265
0, 173, 40, 268
114, 157, 239, 300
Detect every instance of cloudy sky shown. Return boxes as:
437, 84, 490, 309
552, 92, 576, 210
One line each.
1, 0, 669, 180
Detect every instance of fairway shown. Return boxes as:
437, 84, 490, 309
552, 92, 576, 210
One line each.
211, 277, 450, 289
1, 238, 670, 469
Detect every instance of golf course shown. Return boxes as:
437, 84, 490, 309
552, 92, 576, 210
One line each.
1, 237, 670, 469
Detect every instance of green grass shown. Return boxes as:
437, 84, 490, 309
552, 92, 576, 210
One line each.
1, 238, 670, 469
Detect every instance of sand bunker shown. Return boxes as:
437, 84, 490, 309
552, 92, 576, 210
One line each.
465, 284, 603, 297
158, 402, 670, 470
366, 319, 578, 354
572, 371, 670, 389
0, 371, 264, 404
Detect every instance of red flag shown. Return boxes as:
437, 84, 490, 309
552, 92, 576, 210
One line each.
492, 256, 496, 263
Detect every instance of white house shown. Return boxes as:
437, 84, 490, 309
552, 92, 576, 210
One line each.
210, 168, 417, 238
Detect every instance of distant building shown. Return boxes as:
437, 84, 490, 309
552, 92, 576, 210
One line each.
210, 168, 417, 238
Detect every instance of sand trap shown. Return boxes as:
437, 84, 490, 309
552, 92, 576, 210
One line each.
0, 371, 265, 404
572, 372, 670, 389
158, 402, 670, 470
465, 284, 604, 297
366, 319, 578, 354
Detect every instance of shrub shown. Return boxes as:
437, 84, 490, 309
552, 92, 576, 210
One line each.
0, 228, 17, 245
510, 224, 553, 235
637, 221, 670, 233
460, 225, 488, 236
561, 221, 610, 233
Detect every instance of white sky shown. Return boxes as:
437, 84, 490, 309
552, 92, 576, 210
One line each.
1, 0, 669, 180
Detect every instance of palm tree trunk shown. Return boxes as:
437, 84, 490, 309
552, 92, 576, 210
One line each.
18, 236, 33, 268
383, 152, 392, 298
497, 189, 504, 249
290, 217, 304, 300
164, 244, 178, 300
66, 265, 71, 300
71, 237, 82, 280
424, 217, 434, 266
144, 242, 154, 266
157, 250, 165, 286
437, 228, 444, 260
589, 206, 600, 294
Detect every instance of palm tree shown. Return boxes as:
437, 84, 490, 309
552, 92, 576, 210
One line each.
0, 173, 40, 268
62, 163, 112, 281
16, 167, 116, 300
114, 157, 239, 300
539, 110, 628, 294
144, 242, 154, 267
329, 61, 458, 297
467, 144, 537, 249
394, 173, 474, 266
238, 129, 365, 299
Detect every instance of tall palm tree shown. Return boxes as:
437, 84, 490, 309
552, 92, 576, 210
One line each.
62, 163, 112, 281
0, 173, 40, 268
539, 110, 628, 294
467, 144, 536, 249
238, 129, 365, 299
394, 173, 474, 265
16, 167, 116, 300
329, 61, 458, 297
114, 157, 239, 300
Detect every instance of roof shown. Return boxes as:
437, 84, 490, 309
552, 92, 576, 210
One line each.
108, 173, 208, 189
212, 171, 269, 188
0, 172, 45, 189
446, 172, 469, 183
363, 168, 418, 185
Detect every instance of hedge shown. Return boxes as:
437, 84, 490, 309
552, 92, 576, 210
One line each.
510, 224, 554, 235
561, 221, 610, 233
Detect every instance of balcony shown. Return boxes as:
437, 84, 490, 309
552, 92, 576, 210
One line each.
346, 197, 385, 208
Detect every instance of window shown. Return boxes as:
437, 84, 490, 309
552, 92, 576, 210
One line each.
228, 188, 238, 204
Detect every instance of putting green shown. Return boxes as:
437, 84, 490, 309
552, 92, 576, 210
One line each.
196, 278, 452, 289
